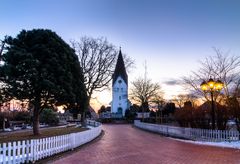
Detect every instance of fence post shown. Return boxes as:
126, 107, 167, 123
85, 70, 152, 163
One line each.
33, 140, 37, 162
70, 133, 76, 150
26, 140, 30, 163
13, 142, 16, 163
17, 141, 21, 163
3, 143, 6, 164
7, 142, 11, 164
30, 140, 33, 162
39, 139, 43, 159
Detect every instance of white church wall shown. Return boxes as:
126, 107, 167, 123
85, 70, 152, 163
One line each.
111, 76, 128, 116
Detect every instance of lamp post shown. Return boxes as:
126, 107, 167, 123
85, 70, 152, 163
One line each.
200, 78, 224, 130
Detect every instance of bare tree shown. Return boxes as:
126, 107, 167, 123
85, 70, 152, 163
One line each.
71, 37, 134, 106
183, 48, 240, 102
172, 94, 187, 109
130, 77, 163, 121
172, 94, 199, 109
130, 77, 163, 106
185, 93, 199, 108
150, 95, 165, 123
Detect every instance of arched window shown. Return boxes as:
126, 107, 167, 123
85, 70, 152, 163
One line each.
118, 107, 123, 114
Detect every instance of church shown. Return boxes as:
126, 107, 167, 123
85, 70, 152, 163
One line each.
111, 49, 130, 117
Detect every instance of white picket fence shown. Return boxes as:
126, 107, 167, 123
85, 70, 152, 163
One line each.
134, 120, 239, 142
0, 120, 101, 164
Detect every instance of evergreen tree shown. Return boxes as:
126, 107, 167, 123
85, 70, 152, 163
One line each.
0, 29, 87, 135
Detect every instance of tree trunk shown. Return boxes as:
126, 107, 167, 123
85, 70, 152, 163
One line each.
81, 111, 86, 127
2, 117, 5, 131
33, 106, 40, 135
81, 97, 90, 127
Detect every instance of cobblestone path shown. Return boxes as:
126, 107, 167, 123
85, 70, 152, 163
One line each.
52, 124, 240, 164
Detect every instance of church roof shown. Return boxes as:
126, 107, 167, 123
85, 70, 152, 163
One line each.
112, 50, 128, 85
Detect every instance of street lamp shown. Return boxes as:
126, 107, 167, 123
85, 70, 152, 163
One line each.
200, 78, 224, 130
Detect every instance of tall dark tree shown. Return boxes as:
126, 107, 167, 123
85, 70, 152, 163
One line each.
163, 103, 176, 116
0, 39, 5, 59
0, 39, 5, 104
0, 29, 87, 135
227, 97, 240, 132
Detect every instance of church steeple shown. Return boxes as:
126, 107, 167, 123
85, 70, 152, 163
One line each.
111, 49, 129, 117
112, 49, 128, 85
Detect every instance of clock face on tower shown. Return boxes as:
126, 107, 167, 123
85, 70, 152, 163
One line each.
118, 80, 122, 84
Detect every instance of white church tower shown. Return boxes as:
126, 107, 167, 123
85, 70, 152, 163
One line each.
111, 50, 129, 117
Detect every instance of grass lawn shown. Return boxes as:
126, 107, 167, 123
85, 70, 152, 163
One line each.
0, 126, 88, 143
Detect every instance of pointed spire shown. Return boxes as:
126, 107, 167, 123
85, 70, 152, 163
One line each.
112, 49, 128, 85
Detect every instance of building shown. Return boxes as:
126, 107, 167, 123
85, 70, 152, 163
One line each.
111, 49, 130, 117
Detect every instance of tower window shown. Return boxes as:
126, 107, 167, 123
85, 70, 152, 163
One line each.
118, 80, 122, 84
119, 96, 121, 100
121, 88, 123, 92
117, 88, 119, 92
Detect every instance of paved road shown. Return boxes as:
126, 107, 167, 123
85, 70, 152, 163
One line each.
52, 124, 240, 164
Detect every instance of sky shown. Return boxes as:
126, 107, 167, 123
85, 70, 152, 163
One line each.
1, 0, 240, 110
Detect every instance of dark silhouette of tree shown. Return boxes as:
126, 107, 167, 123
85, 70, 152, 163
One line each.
98, 105, 106, 114
129, 104, 141, 113
0, 29, 87, 135
227, 97, 240, 132
125, 104, 139, 122
0, 39, 5, 59
125, 109, 137, 122
163, 103, 176, 116
140, 102, 150, 113
13, 111, 31, 124
40, 109, 59, 126
172, 94, 199, 109
175, 101, 229, 129
172, 94, 187, 109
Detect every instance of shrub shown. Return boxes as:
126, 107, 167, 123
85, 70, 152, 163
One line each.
40, 109, 59, 126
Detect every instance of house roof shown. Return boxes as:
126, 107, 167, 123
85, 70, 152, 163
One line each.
198, 101, 223, 110
112, 50, 128, 85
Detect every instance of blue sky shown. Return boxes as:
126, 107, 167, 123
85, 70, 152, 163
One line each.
1, 0, 240, 107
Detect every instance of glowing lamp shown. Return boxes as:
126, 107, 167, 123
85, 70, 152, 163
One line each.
200, 78, 224, 130
200, 81, 208, 91
207, 78, 215, 90
215, 80, 224, 91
